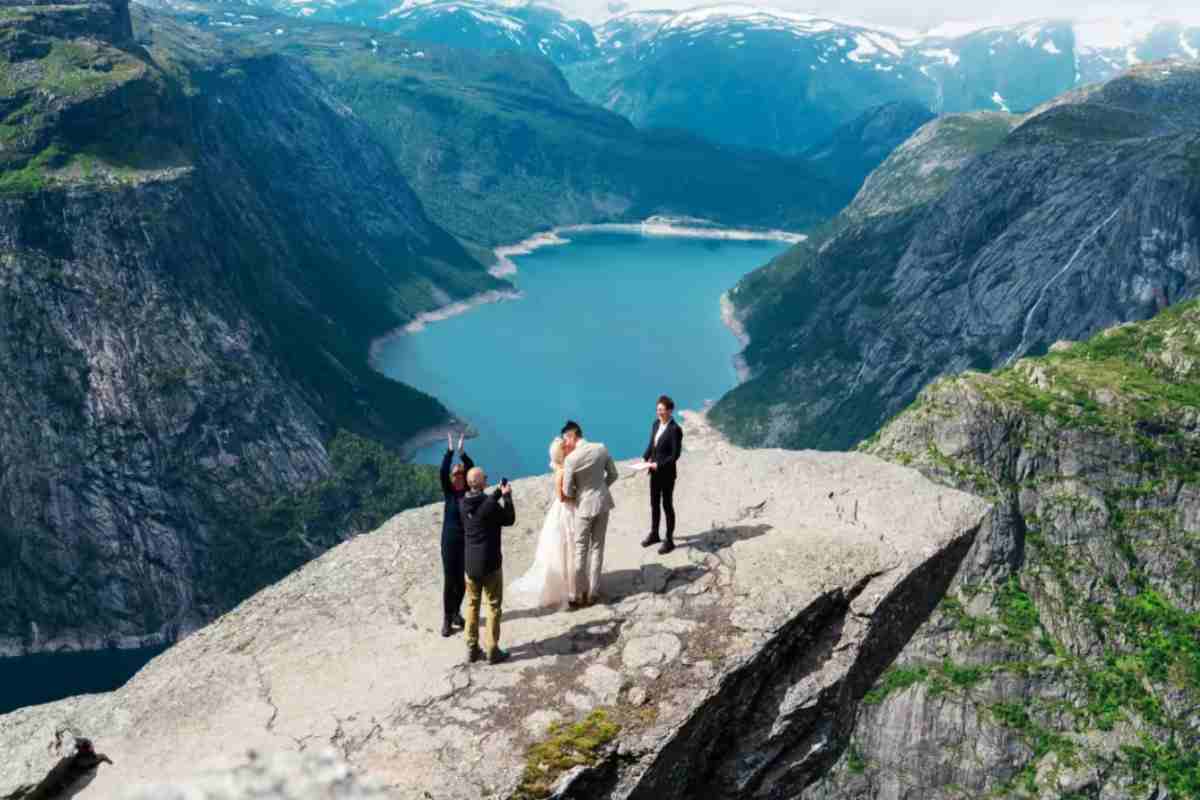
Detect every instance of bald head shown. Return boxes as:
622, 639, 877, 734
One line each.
467, 466, 487, 491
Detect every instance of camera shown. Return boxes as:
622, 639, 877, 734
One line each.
500, 478, 509, 487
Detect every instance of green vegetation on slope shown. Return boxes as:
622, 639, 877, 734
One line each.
134, 4, 846, 249
847, 301, 1200, 797
206, 431, 442, 607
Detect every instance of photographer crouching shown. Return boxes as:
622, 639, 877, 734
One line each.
460, 466, 516, 665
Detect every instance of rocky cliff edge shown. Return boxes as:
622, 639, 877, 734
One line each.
0, 413, 988, 799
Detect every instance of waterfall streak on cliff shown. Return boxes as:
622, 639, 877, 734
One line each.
1005, 205, 1122, 366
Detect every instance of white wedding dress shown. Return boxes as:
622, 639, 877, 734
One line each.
510, 490, 577, 609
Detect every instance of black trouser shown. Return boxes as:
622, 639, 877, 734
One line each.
650, 468, 677, 539
441, 531, 466, 618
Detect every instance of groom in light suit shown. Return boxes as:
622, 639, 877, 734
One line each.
560, 420, 619, 607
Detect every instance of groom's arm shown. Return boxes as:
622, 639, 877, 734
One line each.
561, 454, 577, 499
604, 452, 619, 487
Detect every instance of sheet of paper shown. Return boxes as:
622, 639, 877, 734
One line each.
628, 460, 654, 472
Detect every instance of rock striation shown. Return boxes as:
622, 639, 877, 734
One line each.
713, 61, 1200, 452
0, 414, 990, 799
812, 302, 1200, 798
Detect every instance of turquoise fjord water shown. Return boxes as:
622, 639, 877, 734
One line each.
375, 231, 789, 479
0, 234, 783, 716
0, 643, 169, 715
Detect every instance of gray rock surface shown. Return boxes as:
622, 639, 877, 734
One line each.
120, 750, 390, 800
0, 413, 989, 799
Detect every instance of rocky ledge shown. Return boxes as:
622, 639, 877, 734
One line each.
0, 414, 989, 799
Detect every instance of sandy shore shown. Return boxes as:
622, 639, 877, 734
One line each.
397, 420, 477, 461
490, 216, 806, 277
367, 288, 522, 370
377, 217, 802, 457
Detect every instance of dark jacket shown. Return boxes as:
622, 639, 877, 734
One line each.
461, 488, 516, 579
440, 449, 474, 539
643, 417, 683, 477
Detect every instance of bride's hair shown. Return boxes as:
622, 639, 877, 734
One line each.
549, 436, 566, 471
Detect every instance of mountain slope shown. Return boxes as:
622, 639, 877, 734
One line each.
813, 302, 1200, 798
282, 0, 600, 63
801, 100, 936, 210
565, 7, 1200, 155
0, 0, 497, 655
137, 1, 847, 249
710, 62, 1200, 451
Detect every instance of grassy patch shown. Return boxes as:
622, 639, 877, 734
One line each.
516, 709, 620, 800
852, 301, 1200, 795
863, 665, 929, 704
0, 143, 62, 193
204, 431, 442, 603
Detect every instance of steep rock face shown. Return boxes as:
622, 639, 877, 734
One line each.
811, 302, 1200, 798
0, 414, 990, 799
801, 101, 937, 211
712, 62, 1200, 451
0, 176, 330, 656
0, 1, 497, 654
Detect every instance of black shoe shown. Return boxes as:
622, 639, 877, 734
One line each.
452, 613, 466, 628
641, 533, 662, 547
467, 645, 485, 663
658, 539, 675, 555
487, 648, 510, 665
441, 617, 453, 638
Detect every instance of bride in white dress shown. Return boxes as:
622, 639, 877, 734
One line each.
510, 437, 577, 609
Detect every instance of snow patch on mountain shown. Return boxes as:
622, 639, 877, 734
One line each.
1180, 31, 1198, 60
921, 48, 959, 66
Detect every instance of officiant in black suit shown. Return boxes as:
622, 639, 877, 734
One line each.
641, 394, 683, 555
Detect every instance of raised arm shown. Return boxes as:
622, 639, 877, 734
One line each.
561, 453, 577, 499
461, 451, 474, 472
439, 448, 454, 494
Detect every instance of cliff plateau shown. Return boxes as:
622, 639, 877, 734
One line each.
0, 414, 990, 799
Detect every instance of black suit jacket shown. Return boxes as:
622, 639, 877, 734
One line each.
643, 417, 683, 477
439, 449, 474, 538
461, 488, 516, 579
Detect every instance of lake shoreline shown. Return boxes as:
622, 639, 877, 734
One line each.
374, 220, 800, 464
0, 627, 182, 659
720, 292, 752, 384
491, 216, 807, 277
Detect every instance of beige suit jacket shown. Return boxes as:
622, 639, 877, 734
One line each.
562, 440, 618, 518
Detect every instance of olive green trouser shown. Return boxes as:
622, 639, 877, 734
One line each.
464, 567, 503, 653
